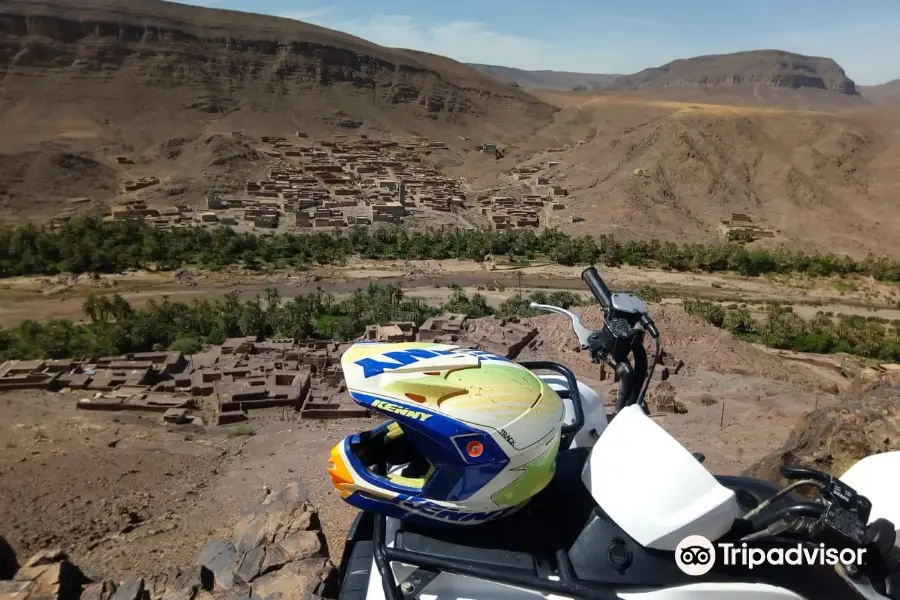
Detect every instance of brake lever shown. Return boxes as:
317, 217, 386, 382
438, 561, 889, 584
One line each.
529, 302, 594, 348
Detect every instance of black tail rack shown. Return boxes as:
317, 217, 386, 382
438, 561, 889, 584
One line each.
516, 360, 585, 449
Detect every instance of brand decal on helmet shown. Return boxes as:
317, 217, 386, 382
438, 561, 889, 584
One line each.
397, 495, 515, 522
370, 399, 433, 422
354, 347, 511, 378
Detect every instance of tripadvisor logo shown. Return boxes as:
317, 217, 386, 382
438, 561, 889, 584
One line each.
675, 535, 866, 576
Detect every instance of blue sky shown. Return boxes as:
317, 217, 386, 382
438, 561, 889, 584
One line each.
180, 0, 899, 84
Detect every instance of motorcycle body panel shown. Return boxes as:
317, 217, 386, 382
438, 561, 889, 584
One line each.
344, 504, 858, 600
583, 405, 742, 551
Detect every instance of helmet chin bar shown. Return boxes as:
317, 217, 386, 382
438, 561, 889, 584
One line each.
353, 422, 431, 482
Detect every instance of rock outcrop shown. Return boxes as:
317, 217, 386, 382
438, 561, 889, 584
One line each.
0, 482, 337, 600
745, 379, 900, 487
0, 549, 89, 600
0, 0, 554, 129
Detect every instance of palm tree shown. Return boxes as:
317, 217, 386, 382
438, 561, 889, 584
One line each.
109, 294, 133, 322
82, 294, 100, 323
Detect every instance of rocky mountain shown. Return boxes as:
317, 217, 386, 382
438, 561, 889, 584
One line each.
0, 0, 557, 217
473, 51, 866, 108
606, 50, 862, 106
0, 0, 552, 127
468, 64, 620, 90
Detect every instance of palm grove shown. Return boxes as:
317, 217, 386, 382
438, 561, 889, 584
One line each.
0, 218, 898, 361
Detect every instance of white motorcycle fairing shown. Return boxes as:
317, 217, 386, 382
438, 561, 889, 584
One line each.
584, 405, 742, 551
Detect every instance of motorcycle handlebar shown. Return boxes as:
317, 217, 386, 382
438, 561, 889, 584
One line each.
581, 266, 614, 311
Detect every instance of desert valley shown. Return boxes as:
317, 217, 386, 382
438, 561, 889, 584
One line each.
0, 1, 900, 599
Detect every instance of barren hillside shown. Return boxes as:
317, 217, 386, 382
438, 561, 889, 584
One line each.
455, 91, 900, 257
3, 0, 900, 258
0, 0, 555, 218
860, 80, 900, 106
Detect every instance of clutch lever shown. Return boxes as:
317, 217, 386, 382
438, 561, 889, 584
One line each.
529, 303, 593, 348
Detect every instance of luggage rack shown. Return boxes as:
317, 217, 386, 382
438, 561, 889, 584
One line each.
359, 360, 619, 600
517, 360, 585, 449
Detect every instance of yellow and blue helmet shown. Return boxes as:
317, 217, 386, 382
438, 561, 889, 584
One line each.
328, 342, 565, 526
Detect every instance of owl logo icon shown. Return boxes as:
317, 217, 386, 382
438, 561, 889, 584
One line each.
675, 535, 716, 576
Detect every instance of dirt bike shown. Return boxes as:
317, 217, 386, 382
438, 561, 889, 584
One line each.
333, 266, 900, 599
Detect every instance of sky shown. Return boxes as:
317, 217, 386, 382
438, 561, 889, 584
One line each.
179, 0, 899, 85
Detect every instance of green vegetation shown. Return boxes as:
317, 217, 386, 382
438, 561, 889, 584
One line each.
682, 298, 900, 361
726, 229, 756, 243
0, 284, 580, 361
832, 280, 858, 294
3, 218, 899, 362
2, 218, 899, 281
1, 279, 897, 362
227, 423, 255, 438
634, 286, 663, 304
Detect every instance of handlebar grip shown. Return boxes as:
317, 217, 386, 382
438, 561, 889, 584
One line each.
581, 266, 613, 310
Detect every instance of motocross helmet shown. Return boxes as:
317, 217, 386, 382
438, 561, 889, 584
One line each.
328, 342, 565, 526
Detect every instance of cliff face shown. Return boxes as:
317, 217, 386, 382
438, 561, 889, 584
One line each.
0, 0, 554, 133
0, 0, 557, 218
609, 50, 860, 97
